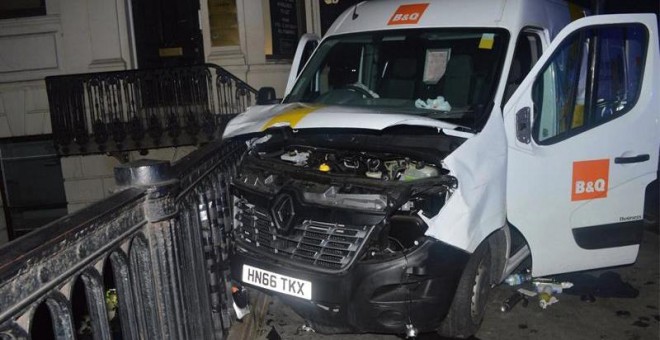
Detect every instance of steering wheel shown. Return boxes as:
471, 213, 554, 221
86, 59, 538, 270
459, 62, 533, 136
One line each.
341, 83, 378, 98
595, 98, 624, 119
315, 83, 379, 104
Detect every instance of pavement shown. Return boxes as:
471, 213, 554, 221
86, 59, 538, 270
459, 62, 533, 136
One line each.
233, 227, 659, 340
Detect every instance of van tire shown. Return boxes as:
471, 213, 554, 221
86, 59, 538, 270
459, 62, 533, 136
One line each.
438, 242, 492, 338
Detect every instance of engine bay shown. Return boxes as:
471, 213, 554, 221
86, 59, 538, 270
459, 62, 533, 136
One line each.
275, 146, 445, 182
232, 131, 461, 260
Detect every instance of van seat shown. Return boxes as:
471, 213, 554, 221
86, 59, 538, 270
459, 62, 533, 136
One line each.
378, 58, 417, 99
443, 55, 473, 107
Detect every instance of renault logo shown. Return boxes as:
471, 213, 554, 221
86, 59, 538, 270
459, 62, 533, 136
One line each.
271, 194, 295, 235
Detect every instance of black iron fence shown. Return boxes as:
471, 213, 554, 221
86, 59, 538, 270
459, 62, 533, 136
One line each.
46, 64, 257, 155
0, 139, 246, 340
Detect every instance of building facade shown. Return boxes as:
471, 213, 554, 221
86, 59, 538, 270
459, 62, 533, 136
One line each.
0, 0, 361, 244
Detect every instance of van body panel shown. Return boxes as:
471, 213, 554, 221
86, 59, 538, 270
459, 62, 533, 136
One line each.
421, 108, 507, 253
503, 14, 659, 276
325, 0, 507, 36
223, 104, 469, 139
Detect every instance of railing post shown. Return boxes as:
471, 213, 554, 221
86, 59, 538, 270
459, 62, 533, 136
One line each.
114, 160, 184, 339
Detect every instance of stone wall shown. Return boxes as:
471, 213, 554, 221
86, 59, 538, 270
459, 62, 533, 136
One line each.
61, 146, 197, 213
0, 0, 132, 139
0, 82, 52, 138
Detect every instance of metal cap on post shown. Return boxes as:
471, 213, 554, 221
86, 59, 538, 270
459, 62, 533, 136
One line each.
114, 159, 173, 188
114, 159, 178, 222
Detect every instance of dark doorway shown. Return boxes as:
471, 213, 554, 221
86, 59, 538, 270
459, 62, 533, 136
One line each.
131, 0, 204, 69
0, 136, 68, 240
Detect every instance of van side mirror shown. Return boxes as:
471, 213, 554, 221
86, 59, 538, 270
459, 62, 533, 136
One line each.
257, 87, 277, 105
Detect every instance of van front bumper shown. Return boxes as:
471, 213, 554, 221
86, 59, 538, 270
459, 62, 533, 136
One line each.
230, 237, 470, 334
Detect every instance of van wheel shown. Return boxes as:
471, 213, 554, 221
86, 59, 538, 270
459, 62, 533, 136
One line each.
438, 242, 492, 338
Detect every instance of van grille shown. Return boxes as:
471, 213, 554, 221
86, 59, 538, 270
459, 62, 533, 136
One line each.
233, 198, 373, 272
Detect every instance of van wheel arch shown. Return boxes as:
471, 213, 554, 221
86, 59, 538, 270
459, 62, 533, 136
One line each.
504, 222, 534, 276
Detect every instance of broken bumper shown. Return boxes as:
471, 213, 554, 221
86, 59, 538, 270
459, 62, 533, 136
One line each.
230, 237, 470, 334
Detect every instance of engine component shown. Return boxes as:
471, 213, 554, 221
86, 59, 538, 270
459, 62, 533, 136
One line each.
366, 171, 383, 179
275, 146, 443, 181
303, 186, 388, 211
401, 163, 439, 181
280, 150, 309, 165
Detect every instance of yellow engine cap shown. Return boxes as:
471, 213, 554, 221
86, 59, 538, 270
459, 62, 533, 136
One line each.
319, 163, 331, 172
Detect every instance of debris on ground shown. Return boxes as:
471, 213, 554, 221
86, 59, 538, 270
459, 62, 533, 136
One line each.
501, 270, 639, 311
299, 323, 316, 333
538, 292, 559, 309
517, 288, 537, 297
534, 281, 573, 294
532, 279, 572, 309
232, 285, 251, 319
501, 291, 529, 312
501, 271, 575, 310
504, 273, 532, 286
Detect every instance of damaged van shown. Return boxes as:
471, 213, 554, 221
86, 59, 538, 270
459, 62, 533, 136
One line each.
223, 0, 659, 337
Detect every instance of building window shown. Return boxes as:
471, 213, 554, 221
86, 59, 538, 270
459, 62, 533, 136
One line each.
0, 0, 46, 20
208, 0, 240, 47
263, 0, 306, 60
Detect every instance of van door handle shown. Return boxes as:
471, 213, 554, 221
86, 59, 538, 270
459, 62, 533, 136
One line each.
614, 154, 650, 164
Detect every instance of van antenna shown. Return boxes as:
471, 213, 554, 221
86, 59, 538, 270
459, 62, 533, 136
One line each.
352, 4, 359, 20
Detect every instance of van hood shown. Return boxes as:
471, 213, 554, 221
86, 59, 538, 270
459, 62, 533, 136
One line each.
222, 103, 474, 139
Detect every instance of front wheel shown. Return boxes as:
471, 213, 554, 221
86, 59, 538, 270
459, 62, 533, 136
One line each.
438, 242, 492, 338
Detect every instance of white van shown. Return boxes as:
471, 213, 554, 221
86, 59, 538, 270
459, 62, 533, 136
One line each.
224, 0, 659, 337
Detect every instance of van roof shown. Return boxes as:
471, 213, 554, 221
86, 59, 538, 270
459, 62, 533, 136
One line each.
325, 0, 571, 39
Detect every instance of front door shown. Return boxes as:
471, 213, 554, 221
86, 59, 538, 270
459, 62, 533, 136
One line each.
504, 14, 659, 276
131, 0, 204, 69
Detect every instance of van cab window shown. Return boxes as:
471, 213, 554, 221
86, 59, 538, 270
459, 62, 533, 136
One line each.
503, 31, 543, 105
285, 29, 509, 131
532, 24, 647, 144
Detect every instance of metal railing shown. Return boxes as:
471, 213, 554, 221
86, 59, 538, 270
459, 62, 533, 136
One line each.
0, 139, 246, 340
46, 64, 257, 155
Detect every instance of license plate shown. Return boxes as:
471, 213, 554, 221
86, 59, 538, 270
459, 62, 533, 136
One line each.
242, 264, 312, 300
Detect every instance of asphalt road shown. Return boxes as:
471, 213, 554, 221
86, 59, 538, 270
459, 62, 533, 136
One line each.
244, 228, 659, 340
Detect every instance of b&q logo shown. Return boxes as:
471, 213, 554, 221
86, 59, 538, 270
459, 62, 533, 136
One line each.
571, 159, 609, 201
388, 3, 429, 25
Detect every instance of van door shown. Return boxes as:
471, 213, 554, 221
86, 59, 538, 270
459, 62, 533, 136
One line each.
503, 14, 659, 277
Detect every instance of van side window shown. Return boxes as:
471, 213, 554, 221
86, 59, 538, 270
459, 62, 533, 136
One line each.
503, 31, 542, 105
532, 24, 647, 144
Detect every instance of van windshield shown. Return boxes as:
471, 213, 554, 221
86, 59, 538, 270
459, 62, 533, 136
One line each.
285, 29, 509, 131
